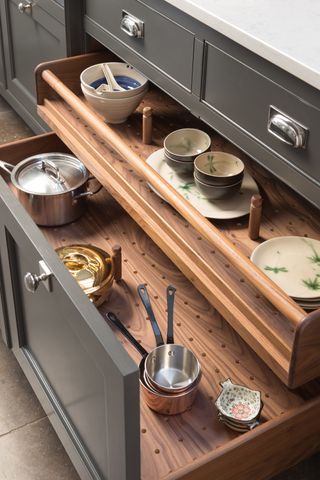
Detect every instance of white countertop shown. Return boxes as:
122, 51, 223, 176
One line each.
164, 0, 320, 91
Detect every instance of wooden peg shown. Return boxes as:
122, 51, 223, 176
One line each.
142, 106, 152, 145
248, 194, 263, 240
111, 244, 122, 282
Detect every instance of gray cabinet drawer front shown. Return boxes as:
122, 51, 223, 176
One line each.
0, 175, 139, 480
86, 0, 195, 90
6, 0, 66, 98
0, 23, 5, 90
203, 42, 320, 183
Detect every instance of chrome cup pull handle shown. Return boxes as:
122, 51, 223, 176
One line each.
267, 107, 308, 149
24, 261, 53, 293
121, 12, 144, 38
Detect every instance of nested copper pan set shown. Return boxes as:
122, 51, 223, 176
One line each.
107, 284, 202, 415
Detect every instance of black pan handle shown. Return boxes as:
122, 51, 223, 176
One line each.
166, 285, 176, 344
106, 312, 148, 358
137, 284, 164, 347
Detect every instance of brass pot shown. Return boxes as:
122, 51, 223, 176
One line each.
56, 244, 116, 306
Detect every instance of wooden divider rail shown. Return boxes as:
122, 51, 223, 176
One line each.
35, 52, 320, 388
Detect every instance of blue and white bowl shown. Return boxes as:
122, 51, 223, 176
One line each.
80, 62, 149, 99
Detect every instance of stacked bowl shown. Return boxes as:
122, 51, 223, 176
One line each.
164, 128, 211, 172
80, 62, 149, 123
194, 152, 244, 199
215, 379, 263, 432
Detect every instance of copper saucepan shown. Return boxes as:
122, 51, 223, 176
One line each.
106, 312, 200, 415
137, 284, 201, 394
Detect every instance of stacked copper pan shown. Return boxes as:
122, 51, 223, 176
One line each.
107, 284, 201, 415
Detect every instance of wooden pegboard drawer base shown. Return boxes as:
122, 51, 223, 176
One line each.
34, 52, 320, 389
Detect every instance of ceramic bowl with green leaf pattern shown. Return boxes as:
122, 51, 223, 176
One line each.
164, 128, 211, 162
194, 151, 244, 186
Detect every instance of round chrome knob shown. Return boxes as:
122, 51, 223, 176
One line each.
18, 2, 33, 13
24, 272, 49, 293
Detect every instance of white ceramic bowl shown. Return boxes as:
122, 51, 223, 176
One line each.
164, 128, 211, 161
194, 151, 244, 186
80, 62, 149, 99
81, 84, 147, 124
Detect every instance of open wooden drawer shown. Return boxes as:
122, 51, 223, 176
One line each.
1, 132, 320, 480
32, 52, 320, 390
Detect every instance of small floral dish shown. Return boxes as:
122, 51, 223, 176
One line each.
215, 379, 262, 423
217, 413, 259, 432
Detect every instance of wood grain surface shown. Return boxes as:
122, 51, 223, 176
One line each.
35, 60, 320, 387
2, 134, 320, 480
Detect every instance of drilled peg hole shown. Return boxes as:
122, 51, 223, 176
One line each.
221, 344, 226, 348
250, 376, 254, 381
235, 359, 240, 364
154, 449, 160, 454
133, 271, 138, 274
124, 259, 128, 263
208, 329, 213, 333
151, 264, 156, 267
197, 237, 202, 241
215, 368, 220, 373
189, 337, 194, 342
177, 322, 181, 327
239, 278, 245, 283
141, 429, 147, 433
184, 301, 188, 305
304, 234, 309, 237
154, 295, 159, 299
135, 303, 139, 307
225, 264, 230, 268
202, 426, 207, 431
255, 293, 260, 299
162, 275, 166, 279
178, 437, 184, 442
196, 315, 200, 319
265, 393, 270, 398
105, 237, 110, 240
211, 250, 216, 254
132, 241, 136, 245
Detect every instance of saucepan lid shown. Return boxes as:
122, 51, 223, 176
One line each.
11, 153, 89, 195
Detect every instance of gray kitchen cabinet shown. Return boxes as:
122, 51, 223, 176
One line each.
86, 0, 195, 91
0, 22, 6, 90
0, 136, 140, 480
0, 0, 67, 132
85, 0, 320, 209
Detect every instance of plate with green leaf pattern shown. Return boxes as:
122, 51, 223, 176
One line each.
146, 149, 259, 220
251, 236, 320, 299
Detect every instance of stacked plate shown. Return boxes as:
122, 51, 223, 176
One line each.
251, 236, 320, 310
215, 379, 263, 432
